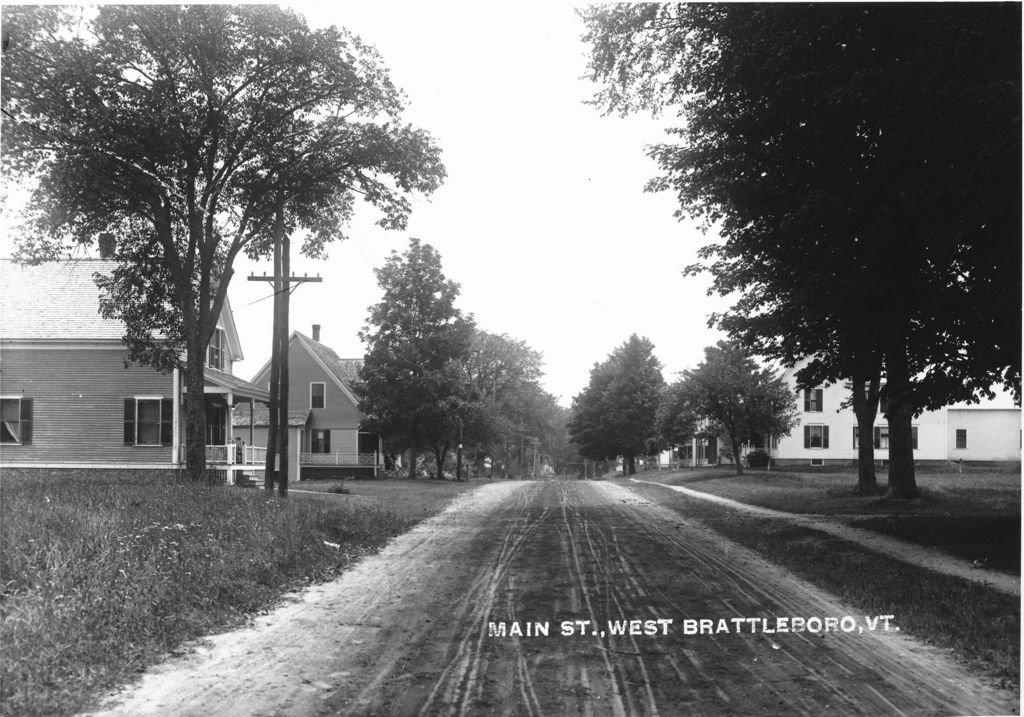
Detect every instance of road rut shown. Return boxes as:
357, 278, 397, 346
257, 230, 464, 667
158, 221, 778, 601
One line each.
87, 479, 1018, 717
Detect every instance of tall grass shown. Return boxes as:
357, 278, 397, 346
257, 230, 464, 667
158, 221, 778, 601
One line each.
0, 475, 418, 717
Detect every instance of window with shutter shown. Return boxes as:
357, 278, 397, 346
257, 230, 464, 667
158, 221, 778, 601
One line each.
805, 424, 827, 449
803, 388, 823, 412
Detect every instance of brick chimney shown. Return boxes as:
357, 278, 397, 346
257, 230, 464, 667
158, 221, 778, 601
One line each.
312, 324, 321, 342
97, 233, 116, 259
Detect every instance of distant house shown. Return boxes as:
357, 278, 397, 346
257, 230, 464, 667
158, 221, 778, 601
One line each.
768, 362, 1021, 467
0, 257, 269, 480
247, 325, 381, 479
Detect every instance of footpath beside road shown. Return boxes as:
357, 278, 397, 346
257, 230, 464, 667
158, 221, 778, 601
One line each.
86, 478, 1017, 717
630, 478, 1020, 597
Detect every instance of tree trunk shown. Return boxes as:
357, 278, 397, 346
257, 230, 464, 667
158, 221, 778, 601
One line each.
431, 442, 449, 479
885, 345, 920, 499
408, 447, 417, 479
264, 225, 282, 492
850, 370, 881, 494
277, 221, 290, 498
626, 454, 636, 475
184, 340, 207, 481
731, 436, 744, 476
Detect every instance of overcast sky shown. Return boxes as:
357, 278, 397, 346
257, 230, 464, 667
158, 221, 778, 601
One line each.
227, 1, 730, 404
3, 2, 730, 405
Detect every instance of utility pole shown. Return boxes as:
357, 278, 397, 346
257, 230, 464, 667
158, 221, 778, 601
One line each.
248, 209, 321, 497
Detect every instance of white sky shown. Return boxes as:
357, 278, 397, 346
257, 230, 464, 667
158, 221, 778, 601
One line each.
4, 2, 730, 405
229, 2, 728, 404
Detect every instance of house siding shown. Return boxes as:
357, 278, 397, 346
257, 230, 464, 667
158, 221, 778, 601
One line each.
772, 365, 1021, 464
252, 336, 364, 457
0, 346, 176, 465
947, 409, 1021, 462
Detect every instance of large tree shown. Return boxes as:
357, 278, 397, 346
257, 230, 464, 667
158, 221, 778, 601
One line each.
675, 341, 798, 476
568, 334, 665, 475
1, 5, 445, 481
355, 238, 475, 480
582, 4, 1021, 498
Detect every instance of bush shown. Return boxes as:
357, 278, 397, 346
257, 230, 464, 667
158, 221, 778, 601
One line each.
746, 449, 770, 468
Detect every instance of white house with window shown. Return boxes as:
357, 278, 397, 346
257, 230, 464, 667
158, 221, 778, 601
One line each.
770, 362, 1020, 466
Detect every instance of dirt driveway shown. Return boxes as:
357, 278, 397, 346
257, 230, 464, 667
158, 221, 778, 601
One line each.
88, 479, 1017, 717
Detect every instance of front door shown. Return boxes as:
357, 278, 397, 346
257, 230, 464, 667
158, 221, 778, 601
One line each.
206, 401, 226, 445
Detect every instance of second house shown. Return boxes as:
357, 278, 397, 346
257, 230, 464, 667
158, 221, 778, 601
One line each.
240, 325, 381, 481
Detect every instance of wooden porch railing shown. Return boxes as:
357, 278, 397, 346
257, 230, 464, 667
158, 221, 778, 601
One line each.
300, 452, 377, 466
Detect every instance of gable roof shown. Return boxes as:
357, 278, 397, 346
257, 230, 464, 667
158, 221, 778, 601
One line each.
0, 258, 242, 358
250, 330, 363, 407
0, 258, 124, 340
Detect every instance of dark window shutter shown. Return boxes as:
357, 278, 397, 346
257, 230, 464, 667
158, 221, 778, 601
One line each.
19, 399, 32, 444
911, 427, 918, 450
852, 426, 858, 449
822, 425, 829, 449
161, 399, 173, 446
814, 389, 822, 411
124, 399, 135, 445
803, 425, 810, 449
803, 390, 810, 412
324, 430, 330, 453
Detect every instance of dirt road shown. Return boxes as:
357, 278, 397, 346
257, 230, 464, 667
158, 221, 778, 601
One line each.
89, 479, 1018, 717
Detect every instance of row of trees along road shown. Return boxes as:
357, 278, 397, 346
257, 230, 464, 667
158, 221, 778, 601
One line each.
1, 6, 446, 482
355, 238, 567, 480
568, 336, 797, 477
582, 4, 1021, 498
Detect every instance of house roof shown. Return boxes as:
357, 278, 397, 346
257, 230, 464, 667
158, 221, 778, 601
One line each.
294, 331, 362, 386
1, 259, 244, 361
232, 406, 310, 428
250, 330, 363, 407
206, 367, 270, 402
0, 258, 124, 340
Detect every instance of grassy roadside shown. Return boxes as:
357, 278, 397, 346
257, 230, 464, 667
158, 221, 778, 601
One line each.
623, 477, 1020, 687
641, 468, 1021, 574
0, 474, 482, 717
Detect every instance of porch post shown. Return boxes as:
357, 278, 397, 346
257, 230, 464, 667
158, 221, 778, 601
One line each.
691, 436, 697, 468
227, 392, 234, 450
172, 367, 181, 466
377, 434, 383, 477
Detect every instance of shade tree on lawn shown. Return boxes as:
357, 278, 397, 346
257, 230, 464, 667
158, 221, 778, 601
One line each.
581, 3, 1021, 498
568, 334, 665, 476
1, 5, 445, 481
667, 341, 798, 475
355, 238, 475, 480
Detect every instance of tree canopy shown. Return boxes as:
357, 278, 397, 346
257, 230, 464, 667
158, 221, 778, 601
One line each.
568, 334, 665, 475
670, 341, 797, 475
1, 5, 445, 479
355, 238, 475, 479
582, 3, 1021, 496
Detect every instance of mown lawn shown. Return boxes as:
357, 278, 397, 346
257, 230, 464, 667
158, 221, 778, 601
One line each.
638, 467, 1021, 572
0, 473, 474, 717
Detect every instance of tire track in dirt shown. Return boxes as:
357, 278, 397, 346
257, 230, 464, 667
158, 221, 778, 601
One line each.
85, 478, 1018, 717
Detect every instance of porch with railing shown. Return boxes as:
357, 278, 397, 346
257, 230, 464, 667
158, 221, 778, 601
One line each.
300, 452, 377, 466
179, 444, 267, 465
